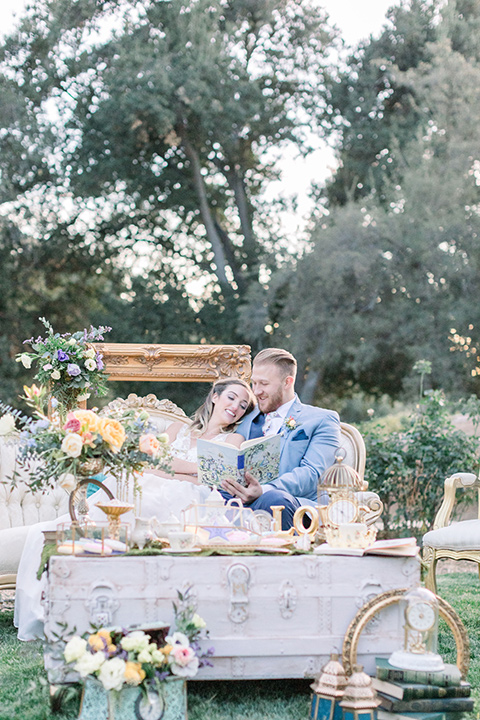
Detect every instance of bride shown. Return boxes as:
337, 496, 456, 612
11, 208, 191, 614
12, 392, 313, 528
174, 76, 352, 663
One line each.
14, 378, 256, 641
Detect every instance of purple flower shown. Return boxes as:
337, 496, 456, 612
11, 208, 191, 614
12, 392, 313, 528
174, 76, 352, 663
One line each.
96, 354, 104, 371
67, 363, 81, 377
31, 419, 50, 434
55, 349, 69, 362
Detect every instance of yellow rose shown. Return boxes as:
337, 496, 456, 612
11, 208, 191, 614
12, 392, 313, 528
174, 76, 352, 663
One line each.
124, 661, 146, 686
98, 417, 126, 452
61, 433, 83, 458
88, 633, 106, 652
72, 409, 100, 433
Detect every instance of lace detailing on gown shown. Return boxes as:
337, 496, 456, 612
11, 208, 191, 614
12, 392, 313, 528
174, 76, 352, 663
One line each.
170, 424, 231, 462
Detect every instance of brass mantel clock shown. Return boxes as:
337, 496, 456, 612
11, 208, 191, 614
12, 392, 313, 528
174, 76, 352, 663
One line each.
388, 587, 444, 672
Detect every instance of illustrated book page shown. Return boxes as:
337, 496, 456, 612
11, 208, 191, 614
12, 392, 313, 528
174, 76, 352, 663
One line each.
197, 433, 281, 488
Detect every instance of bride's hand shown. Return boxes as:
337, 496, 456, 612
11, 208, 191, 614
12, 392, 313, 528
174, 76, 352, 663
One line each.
221, 471, 262, 504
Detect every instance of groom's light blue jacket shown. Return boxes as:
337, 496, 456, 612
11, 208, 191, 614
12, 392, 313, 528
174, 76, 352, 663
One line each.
236, 395, 341, 502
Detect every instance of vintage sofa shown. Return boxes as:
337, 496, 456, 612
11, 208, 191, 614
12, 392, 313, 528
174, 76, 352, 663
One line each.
0, 437, 70, 593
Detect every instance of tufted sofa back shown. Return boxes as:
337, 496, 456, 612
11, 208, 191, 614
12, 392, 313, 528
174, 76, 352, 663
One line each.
0, 438, 69, 531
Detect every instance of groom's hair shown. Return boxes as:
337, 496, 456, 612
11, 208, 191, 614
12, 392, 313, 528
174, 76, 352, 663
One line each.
254, 348, 297, 380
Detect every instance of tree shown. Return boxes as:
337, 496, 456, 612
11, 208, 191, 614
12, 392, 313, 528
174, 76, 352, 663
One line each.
0, 0, 334, 308
320, 0, 438, 208
245, 2, 480, 404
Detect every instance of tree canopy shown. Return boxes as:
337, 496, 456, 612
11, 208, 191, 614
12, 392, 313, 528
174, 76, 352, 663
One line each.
2, 0, 480, 412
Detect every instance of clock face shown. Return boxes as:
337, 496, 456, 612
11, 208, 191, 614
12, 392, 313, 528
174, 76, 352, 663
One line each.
406, 601, 436, 632
327, 499, 357, 525
135, 690, 165, 720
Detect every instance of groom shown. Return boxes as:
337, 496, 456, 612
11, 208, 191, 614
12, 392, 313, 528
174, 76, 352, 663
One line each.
221, 348, 341, 529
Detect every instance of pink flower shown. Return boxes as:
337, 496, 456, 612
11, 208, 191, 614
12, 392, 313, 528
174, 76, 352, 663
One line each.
139, 434, 161, 457
64, 414, 81, 433
169, 645, 199, 677
82, 431, 95, 448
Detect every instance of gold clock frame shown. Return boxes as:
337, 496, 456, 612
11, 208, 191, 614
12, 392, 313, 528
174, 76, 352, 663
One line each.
342, 588, 470, 678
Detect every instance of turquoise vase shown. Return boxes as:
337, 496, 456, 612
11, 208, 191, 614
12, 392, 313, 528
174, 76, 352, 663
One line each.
78, 676, 187, 720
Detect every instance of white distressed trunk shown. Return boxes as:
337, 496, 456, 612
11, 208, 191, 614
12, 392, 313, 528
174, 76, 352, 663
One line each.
43, 554, 420, 682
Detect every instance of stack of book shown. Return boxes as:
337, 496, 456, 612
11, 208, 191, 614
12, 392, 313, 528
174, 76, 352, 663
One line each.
372, 657, 474, 720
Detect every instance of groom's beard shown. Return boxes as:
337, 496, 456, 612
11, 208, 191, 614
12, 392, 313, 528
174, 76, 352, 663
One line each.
257, 389, 284, 415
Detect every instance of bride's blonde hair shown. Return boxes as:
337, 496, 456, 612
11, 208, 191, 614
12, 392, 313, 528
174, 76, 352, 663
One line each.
190, 378, 255, 435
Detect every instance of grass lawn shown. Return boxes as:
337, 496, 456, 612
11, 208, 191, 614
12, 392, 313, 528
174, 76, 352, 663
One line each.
0, 572, 478, 720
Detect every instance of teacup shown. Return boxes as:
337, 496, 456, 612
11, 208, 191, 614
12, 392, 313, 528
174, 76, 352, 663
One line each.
168, 531, 197, 552
325, 522, 377, 549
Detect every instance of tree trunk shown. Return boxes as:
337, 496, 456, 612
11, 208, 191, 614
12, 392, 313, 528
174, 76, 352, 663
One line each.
182, 136, 230, 289
298, 367, 322, 404
227, 168, 257, 264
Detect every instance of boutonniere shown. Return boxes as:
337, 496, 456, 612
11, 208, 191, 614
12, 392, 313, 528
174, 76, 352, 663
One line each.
284, 416, 298, 432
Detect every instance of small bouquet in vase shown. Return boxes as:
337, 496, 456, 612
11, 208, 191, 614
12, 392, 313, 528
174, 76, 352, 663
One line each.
16, 317, 111, 414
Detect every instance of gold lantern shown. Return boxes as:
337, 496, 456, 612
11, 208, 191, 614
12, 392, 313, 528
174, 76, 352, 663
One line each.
310, 653, 348, 720
339, 665, 380, 720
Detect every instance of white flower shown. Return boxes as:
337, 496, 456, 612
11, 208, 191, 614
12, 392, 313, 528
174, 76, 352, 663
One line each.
51, 370, 61, 380
192, 613, 206, 630
169, 646, 199, 677
76, 392, 91, 402
84, 348, 96, 359
19, 354, 32, 369
0, 414, 16, 436
58, 472, 76, 492
98, 657, 126, 691
67, 338, 77, 345
166, 631, 190, 647
61, 433, 83, 458
42, 363, 53, 371
84, 358, 97, 371
64, 636, 88, 663
137, 648, 152, 663
75, 650, 106, 677
120, 631, 150, 653
151, 649, 165, 665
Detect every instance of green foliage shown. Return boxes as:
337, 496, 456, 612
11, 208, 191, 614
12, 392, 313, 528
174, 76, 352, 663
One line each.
360, 392, 480, 536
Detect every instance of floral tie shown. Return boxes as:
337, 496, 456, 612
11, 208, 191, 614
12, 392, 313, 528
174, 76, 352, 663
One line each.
263, 410, 279, 436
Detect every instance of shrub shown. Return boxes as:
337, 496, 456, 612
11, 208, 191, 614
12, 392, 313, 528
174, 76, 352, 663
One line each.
360, 390, 480, 537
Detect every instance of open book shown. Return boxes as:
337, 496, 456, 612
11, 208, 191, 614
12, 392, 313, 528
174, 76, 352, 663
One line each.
314, 537, 419, 557
197, 433, 281, 489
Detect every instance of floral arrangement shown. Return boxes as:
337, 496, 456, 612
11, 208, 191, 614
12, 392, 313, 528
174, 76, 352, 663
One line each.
63, 589, 212, 692
16, 317, 111, 412
0, 392, 171, 494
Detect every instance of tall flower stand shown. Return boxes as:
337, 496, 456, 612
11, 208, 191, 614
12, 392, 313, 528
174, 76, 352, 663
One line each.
78, 677, 187, 720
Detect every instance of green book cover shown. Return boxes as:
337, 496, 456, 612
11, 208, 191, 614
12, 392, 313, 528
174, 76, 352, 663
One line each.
378, 710, 447, 720
373, 677, 471, 701
375, 658, 462, 687
378, 693, 474, 714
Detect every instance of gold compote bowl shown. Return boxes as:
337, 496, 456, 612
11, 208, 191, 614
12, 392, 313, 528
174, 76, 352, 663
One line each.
95, 499, 134, 541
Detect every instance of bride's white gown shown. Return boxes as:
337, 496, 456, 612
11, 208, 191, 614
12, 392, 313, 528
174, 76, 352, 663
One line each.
14, 425, 228, 641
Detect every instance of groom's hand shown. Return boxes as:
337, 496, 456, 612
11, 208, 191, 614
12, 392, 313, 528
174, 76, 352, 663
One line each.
221, 471, 262, 504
